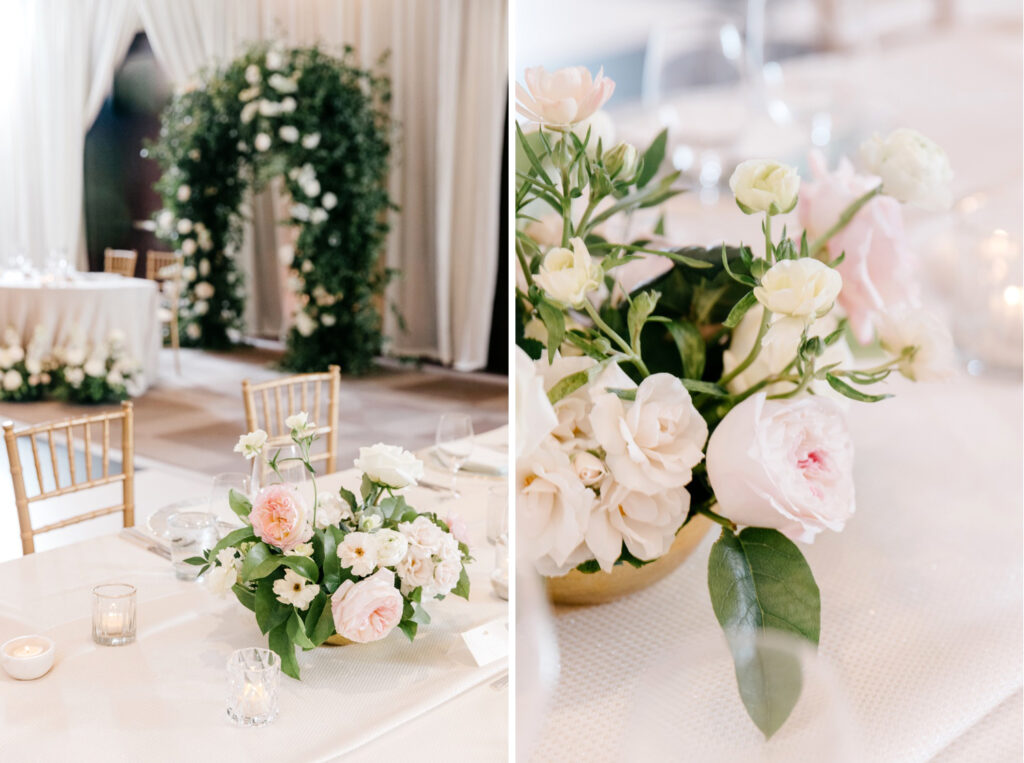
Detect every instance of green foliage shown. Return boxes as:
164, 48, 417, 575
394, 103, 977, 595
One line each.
148, 43, 394, 374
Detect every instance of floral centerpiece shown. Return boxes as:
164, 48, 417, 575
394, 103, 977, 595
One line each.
515, 65, 954, 735
191, 414, 472, 679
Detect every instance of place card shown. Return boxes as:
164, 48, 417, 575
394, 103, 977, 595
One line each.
460, 617, 508, 667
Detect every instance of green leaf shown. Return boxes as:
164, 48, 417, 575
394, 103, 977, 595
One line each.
607, 387, 636, 401
231, 583, 256, 612
204, 526, 257, 568
309, 593, 337, 646
825, 374, 893, 403
241, 542, 319, 583
723, 291, 758, 329
680, 379, 728, 397
410, 603, 432, 625
320, 527, 341, 592
536, 300, 565, 362
268, 622, 300, 680
452, 566, 471, 601
627, 290, 660, 353
183, 556, 207, 566
665, 320, 705, 380
547, 369, 591, 405
360, 474, 374, 501
707, 528, 821, 737
515, 121, 553, 186
287, 609, 316, 650
398, 619, 418, 641
228, 488, 252, 520
337, 486, 357, 511
255, 577, 291, 635
636, 128, 668, 188
722, 245, 758, 287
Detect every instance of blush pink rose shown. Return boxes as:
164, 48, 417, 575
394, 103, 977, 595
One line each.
798, 151, 918, 343
706, 393, 855, 543
248, 483, 313, 552
331, 569, 404, 643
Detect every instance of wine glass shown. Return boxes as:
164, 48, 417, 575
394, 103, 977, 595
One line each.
209, 472, 250, 524
435, 413, 473, 500
252, 442, 309, 490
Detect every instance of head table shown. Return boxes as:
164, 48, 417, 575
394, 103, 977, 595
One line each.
0, 272, 161, 392
0, 426, 508, 761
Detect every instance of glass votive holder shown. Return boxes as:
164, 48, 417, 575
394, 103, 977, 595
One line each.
491, 531, 509, 601
227, 648, 281, 727
167, 511, 219, 580
486, 486, 508, 545
92, 584, 137, 646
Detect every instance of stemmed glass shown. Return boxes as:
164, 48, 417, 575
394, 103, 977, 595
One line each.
209, 473, 250, 522
435, 413, 473, 500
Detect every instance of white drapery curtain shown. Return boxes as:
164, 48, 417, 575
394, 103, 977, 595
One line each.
0, 0, 139, 269
134, 0, 507, 370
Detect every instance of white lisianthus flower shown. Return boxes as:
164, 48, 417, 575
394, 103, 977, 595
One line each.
375, 529, 410, 567
321, 192, 337, 210
301, 132, 321, 149
753, 258, 842, 327
156, 209, 174, 234
315, 493, 352, 529
355, 444, 424, 489
294, 310, 316, 337
181, 238, 197, 256
279, 125, 299, 143
185, 323, 201, 340
590, 373, 707, 494
244, 64, 261, 85
729, 159, 801, 214
285, 542, 314, 557
272, 568, 319, 609
516, 65, 616, 127
193, 281, 215, 299
337, 531, 379, 577
176, 185, 191, 202
290, 204, 310, 221
321, 314, 336, 326
2, 369, 22, 391
254, 133, 272, 152
309, 208, 328, 224
65, 367, 85, 387
83, 358, 105, 378
181, 265, 197, 282
284, 411, 315, 437
859, 128, 953, 211
876, 306, 955, 381
707, 393, 855, 543
234, 429, 268, 460
176, 218, 193, 235
240, 101, 259, 124
534, 237, 602, 308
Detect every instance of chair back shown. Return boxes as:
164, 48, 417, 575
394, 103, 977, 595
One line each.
241, 366, 340, 475
104, 248, 138, 278
145, 250, 181, 282
2, 401, 135, 555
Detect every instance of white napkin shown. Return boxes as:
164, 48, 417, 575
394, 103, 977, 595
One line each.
461, 445, 508, 476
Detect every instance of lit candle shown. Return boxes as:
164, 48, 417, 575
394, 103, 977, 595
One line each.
101, 612, 126, 634
241, 682, 271, 716
1, 635, 55, 680
9, 642, 44, 658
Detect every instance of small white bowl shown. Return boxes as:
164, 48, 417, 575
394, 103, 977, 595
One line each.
1, 635, 55, 680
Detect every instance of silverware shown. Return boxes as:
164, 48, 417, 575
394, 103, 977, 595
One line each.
119, 528, 171, 560
490, 672, 509, 691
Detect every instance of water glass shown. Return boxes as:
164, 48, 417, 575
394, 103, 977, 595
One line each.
491, 532, 509, 601
227, 648, 281, 727
92, 584, 137, 646
487, 485, 508, 545
252, 443, 309, 490
167, 511, 219, 580
435, 413, 474, 499
209, 472, 250, 519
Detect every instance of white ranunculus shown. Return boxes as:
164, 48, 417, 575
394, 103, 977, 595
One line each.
860, 128, 953, 211
337, 531, 379, 577
234, 429, 268, 460
203, 563, 237, 596
729, 159, 801, 214
587, 479, 690, 572
572, 452, 606, 486
272, 568, 319, 609
280, 97, 296, 113
590, 373, 707, 494
315, 493, 352, 529
181, 265, 197, 282
65, 367, 85, 387
156, 209, 174, 234
516, 66, 616, 127
303, 178, 321, 197
181, 238, 197, 256
321, 313, 336, 326
176, 185, 191, 202
294, 310, 316, 337
290, 203, 310, 221
198, 258, 210, 277
516, 347, 558, 459
254, 133, 272, 152
257, 99, 279, 117
876, 306, 955, 381
309, 208, 328, 224
285, 410, 315, 437
517, 438, 595, 576
2, 369, 22, 391
193, 281, 215, 299
707, 393, 855, 543
244, 64, 261, 85
398, 516, 446, 553
301, 132, 321, 149
279, 125, 299, 143
268, 72, 297, 93
176, 218, 193, 235
185, 323, 201, 340
753, 258, 842, 326
374, 529, 410, 567
193, 300, 208, 316
534, 237, 602, 308
356, 444, 424, 489
321, 192, 338, 211
396, 545, 434, 594
84, 358, 105, 377
240, 101, 259, 124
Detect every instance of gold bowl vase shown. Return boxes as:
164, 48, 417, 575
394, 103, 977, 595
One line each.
324, 634, 354, 646
545, 514, 713, 606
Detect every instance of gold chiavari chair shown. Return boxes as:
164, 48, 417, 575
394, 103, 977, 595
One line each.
241, 366, 341, 478
2, 401, 135, 555
145, 250, 183, 374
104, 248, 138, 278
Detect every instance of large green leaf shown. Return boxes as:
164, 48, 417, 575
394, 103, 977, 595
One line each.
636, 127, 668, 188
241, 542, 319, 583
204, 526, 257, 567
707, 527, 821, 737
665, 320, 705, 379
287, 609, 316, 650
255, 577, 291, 635
268, 622, 300, 680
627, 290, 660, 354
228, 488, 252, 520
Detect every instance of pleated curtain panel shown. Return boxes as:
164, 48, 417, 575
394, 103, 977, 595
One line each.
0, 0, 508, 371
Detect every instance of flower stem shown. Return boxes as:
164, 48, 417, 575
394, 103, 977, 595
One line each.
516, 241, 535, 288
697, 507, 737, 532
582, 300, 649, 377
808, 185, 883, 258
718, 306, 771, 387
764, 212, 773, 261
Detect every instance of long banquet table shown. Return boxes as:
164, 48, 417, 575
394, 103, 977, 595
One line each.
0, 427, 509, 761
0, 273, 161, 391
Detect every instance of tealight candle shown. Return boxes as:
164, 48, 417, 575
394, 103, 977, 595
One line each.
1, 635, 55, 680
226, 648, 280, 727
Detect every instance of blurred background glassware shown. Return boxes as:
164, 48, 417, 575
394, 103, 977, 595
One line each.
618, 629, 859, 761
251, 442, 309, 490
209, 472, 250, 521
515, 567, 561, 763
166, 510, 219, 580
226, 647, 280, 727
435, 412, 474, 500
45, 248, 74, 282
487, 485, 507, 545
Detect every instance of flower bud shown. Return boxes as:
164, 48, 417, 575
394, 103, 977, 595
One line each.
604, 141, 639, 180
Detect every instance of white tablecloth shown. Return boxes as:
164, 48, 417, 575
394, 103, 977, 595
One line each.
0, 427, 509, 761
0, 274, 161, 391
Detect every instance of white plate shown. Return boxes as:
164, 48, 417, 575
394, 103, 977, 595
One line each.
146, 498, 240, 539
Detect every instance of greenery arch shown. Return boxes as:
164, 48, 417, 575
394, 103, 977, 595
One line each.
149, 43, 393, 374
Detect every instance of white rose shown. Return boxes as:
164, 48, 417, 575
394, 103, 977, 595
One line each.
268, 73, 298, 93
572, 452, 606, 486
396, 545, 435, 594
6, 345, 23, 363
321, 314, 336, 326
185, 323, 201, 340
257, 100, 279, 117
294, 311, 316, 337
337, 531, 379, 577
516, 348, 558, 459
374, 529, 409, 567
285, 410, 315, 437
315, 493, 352, 529
244, 64, 261, 85
534, 237, 602, 308
301, 133, 321, 149
24, 357, 41, 375
181, 238, 197, 256
280, 97, 296, 113
590, 373, 707, 494
176, 218, 193, 235
587, 478, 691, 572
254, 133, 272, 152
193, 281, 215, 300
707, 393, 856, 543
302, 178, 321, 197
233, 429, 268, 460
516, 65, 616, 127
84, 358, 105, 377
428, 556, 462, 597
753, 258, 842, 326
321, 192, 337, 210
859, 128, 953, 211
290, 204, 310, 221
876, 306, 955, 382
355, 443, 424, 488
729, 159, 801, 214
279, 125, 299, 143
398, 516, 446, 553
517, 438, 595, 576
176, 185, 191, 202
156, 209, 174, 233
2, 369, 22, 391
